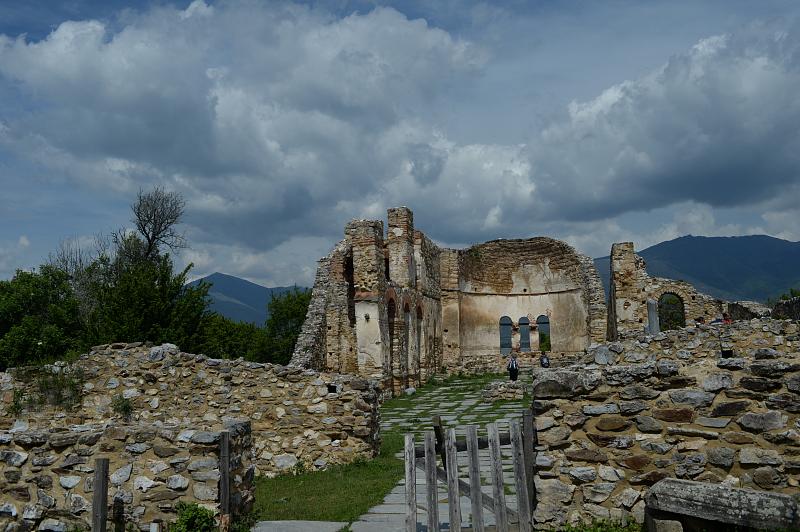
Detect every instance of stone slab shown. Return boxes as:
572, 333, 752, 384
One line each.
251, 521, 347, 532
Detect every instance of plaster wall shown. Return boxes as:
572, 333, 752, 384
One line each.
459, 290, 589, 358
354, 301, 384, 379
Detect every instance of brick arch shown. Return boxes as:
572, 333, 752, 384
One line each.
656, 290, 687, 331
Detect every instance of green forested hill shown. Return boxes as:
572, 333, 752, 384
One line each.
188, 272, 303, 324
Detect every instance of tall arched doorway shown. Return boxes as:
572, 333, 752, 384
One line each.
499, 316, 512, 355
658, 293, 685, 331
536, 315, 551, 352
387, 299, 396, 387
519, 317, 531, 352
403, 303, 411, 389
416, 306, 423, 385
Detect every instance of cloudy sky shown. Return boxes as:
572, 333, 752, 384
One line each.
1, 0, 799, 287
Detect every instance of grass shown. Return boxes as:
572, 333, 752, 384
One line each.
247, 372, 529, 526
559, 521, 643, 532
250, 432, 405, 523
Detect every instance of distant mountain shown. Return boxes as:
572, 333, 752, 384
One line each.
188, 272, 302, 325
594, 235, 800, 303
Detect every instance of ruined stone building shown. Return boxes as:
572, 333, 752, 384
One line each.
607, 242, 724, 339
290, 207, 732, 393
291, 207, 608, 392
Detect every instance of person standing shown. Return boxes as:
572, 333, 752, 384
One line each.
507, 352, 519, 381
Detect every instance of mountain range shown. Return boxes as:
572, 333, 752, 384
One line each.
593, 235, 800, 303
188, 272, 301, 325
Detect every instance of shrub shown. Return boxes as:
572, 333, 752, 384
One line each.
169, 502, 217, 532
111, 394, 134, 420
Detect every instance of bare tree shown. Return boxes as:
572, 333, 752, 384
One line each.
131, 186, 187, 259
47, 235, 105, 321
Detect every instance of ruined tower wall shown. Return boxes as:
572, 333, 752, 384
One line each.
345, 220, 388, 380
610, 243, 722, 338
387, 207, 415, 289
439, 248, 462, 371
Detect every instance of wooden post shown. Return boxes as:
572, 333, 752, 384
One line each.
424, 431, 440, 532
92, 458, 109, 532
511, 421, 532, 532
433, 415, 447, 470
405, 434, 417, 532
445, 428, 462, 531
487, 423, 508, 532
466, 425, 485, 532
522, 410, 537, 516
219, 431, 231, 532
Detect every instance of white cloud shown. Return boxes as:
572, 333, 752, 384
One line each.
0, 4, 798, 285
17, 235, 29, 248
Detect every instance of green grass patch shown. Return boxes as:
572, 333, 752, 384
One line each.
250, 432, 404, 523
559, 520, 643, 532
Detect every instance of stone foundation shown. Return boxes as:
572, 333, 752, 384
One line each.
529, 318, 800, 528
0, 420, 253, 530
481, 380, 531, 402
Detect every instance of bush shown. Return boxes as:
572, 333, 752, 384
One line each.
111, 394, 134, 420
169, 502, 217, 532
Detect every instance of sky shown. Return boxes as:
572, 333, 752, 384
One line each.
1, 0, 799, 287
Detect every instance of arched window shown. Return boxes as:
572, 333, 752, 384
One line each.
403, 303, 411, 388
658, 293, 685, 331
536, 315, 550, 352
499, 316, 513, 355
416, 307, 423, 384
519, 317, 531, 352
387, 299, 396, 373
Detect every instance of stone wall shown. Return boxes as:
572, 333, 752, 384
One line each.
774, 296, 800, 321
450, 238, 607, 373
0, 420, 253, 531
1, 343, 381, 478
529, 318, 800, 528
609, 242, 723, 339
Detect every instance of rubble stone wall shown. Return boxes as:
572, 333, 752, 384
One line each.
0, 420, 252, 531
530, 318, 800, 528
455, 238, 606, 372
774, 296, 800, 321
1, 344, 381, 478
609, 242, 723, 339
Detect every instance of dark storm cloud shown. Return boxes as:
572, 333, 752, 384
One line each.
1, 1, 799, 284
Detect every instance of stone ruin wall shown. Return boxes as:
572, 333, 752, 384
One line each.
291, 208, 445, 395
0, 343, 381, 528
609, 242, 723, 339
774, 296, 800, 321
452, 238, 607, 374
528, 317, 800, 528
0, 420, 252, 531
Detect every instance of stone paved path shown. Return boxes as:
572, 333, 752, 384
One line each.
350, 376, 530, 531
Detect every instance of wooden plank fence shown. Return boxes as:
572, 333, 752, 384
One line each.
404, 410, 539, 532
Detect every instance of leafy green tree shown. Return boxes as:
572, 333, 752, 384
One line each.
83, 233, 210, 351
196, 313, 269, 360
0, 265, 84, 369
780, 287, 800, 300
261, 287, 312, 365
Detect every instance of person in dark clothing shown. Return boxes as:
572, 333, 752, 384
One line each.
507, 353, 519, 381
